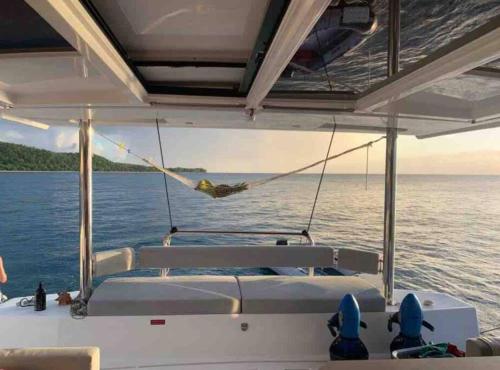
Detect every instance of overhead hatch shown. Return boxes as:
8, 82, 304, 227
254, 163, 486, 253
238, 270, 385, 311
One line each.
82, 0, 288, 95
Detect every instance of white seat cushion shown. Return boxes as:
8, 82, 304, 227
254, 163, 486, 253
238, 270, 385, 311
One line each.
88, 276, 241, 316
467, 337, 500, 356
0, 347, 99, 370
237, 276, 385, 314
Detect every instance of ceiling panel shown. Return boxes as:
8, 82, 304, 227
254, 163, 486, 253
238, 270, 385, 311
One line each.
0, 52, 133, 105
0, 53, 99, 85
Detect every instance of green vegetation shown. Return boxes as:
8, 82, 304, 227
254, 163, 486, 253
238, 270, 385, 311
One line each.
0, 141, 206, 173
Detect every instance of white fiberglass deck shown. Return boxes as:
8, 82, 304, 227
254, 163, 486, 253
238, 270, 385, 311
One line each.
0, 289, 479, 370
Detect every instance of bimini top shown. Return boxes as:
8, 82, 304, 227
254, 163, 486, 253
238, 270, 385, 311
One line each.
1, 0, 500, 138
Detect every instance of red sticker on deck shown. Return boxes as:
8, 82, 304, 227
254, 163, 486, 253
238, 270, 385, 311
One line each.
150, 319, 166, 325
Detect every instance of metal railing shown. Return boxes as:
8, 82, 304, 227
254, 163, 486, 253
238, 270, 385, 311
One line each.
160, 228, 316, 277
163, 228, 315, 246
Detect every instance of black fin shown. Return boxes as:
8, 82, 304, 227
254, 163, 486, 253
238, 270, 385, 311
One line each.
422, 320, 435, 332
388, 313, 399, 332
360, 321, 368, 329
328, 313, 339, 337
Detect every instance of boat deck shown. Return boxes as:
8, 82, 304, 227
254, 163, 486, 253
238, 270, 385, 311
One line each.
0, 289, 479, 370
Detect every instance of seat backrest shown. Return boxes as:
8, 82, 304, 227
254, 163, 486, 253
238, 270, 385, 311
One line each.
138, 246, 334, 269
93, 247, 135, 277
337, 248, 380, 274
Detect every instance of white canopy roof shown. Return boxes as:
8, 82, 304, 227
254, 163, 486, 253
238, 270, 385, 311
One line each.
1, 0, 500, 138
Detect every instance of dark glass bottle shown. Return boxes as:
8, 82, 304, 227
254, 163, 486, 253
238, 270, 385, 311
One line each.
35, 282, 46, 311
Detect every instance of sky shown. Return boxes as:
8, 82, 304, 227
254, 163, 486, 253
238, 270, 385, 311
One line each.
1, 118, 500, 175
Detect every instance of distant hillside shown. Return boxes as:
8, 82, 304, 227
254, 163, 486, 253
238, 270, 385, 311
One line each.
0, 141, 206, 173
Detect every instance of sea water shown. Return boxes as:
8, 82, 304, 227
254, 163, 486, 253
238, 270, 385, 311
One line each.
0, 172, 499, 330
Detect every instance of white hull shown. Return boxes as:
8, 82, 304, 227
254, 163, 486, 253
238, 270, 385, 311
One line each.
0, 290, 479, 370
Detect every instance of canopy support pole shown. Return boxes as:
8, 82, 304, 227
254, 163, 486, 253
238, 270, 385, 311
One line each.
383, 0, 400, 306
79, 118, 93, 302
383, 126, 398, 305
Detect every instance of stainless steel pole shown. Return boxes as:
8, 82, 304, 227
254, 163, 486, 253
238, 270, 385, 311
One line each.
79, 119, 93, 301
383, 0, 400, 305
383, 126, 398, 304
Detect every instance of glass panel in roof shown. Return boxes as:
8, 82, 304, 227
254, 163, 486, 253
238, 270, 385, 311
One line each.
0, 0, 73, 52
399, 0, 500, 68
273, 0, 500, 94
274, 0, 387, 94
427, 75, 500, 102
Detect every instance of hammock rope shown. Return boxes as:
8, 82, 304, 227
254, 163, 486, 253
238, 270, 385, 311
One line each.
155, 116, 174, 229
307, 118, 337, 232
94, 129, 385, 199
248, 138, 386, 189
365, 144, 370, 190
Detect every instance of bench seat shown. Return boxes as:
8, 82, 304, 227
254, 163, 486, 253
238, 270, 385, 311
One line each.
88, 276, 241, 316
237, 276, 385, 313
88, 275, 385, 316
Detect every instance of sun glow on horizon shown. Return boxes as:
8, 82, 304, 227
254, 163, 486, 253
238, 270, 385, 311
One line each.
1, 119, 500, 175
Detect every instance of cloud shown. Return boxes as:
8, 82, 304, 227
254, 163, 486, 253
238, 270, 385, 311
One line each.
0, 130, 24, 142
54, 130, 78, 151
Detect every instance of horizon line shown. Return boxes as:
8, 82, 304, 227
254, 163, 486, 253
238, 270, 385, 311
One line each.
1, 170, 500, 176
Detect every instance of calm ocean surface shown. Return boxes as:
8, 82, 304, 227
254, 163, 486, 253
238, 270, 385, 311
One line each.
0, 172, 499, 329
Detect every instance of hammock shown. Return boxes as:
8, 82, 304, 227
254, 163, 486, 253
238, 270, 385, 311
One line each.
140, 157, 248, 198
95, 130, 386, 199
